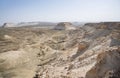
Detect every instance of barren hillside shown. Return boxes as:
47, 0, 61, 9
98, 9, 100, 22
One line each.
0, 22, 120, 78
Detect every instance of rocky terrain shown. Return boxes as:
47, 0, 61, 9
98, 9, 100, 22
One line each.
0, 22, 120, 78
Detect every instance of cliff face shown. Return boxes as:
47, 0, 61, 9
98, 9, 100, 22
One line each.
86, 47, 120, 78
0, 22, 120, 78
85, 22, 120, 30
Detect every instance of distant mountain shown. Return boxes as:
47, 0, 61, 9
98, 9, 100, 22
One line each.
17, 22, 57, 27
72, 22, 85, 26
2, 22, 57, 28
2, 23, 16, 28
54, 22, 76, 30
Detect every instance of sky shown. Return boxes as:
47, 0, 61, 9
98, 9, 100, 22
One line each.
0, 0, 120, 25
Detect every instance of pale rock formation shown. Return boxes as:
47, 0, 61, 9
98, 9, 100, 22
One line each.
86, 47, 120, 78
54, 22, 76, 30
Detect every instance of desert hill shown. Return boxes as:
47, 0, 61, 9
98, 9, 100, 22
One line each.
0, 22, 120, 78
54, 22, 76, 30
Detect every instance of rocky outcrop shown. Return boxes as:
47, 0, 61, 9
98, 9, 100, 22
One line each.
86, 47, 120, 78
54, 22, 76, 30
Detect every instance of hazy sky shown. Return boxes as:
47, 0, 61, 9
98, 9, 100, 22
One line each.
0, 0, 120, 25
